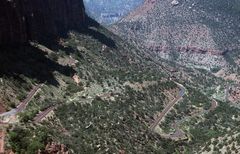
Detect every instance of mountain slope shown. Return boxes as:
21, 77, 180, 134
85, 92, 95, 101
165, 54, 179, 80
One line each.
1, 0, 240, 153
0, 0, 182, 153
112, 0, 240, 74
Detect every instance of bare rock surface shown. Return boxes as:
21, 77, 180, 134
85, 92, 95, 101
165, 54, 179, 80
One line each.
0, 0, 86, 45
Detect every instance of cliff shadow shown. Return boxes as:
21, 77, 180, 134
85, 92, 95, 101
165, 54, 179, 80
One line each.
37, 16, 116, 56
0, 45, 75, 86
82, 17, 116, 48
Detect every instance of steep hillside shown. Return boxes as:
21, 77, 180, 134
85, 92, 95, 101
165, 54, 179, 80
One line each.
0, 0, 179, 153
112, 0, 240, 78
1, 0, 240, 153
0, 0, 86, 110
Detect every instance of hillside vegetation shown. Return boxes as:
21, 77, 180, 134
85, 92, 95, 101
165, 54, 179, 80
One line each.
1, 1, 240, 153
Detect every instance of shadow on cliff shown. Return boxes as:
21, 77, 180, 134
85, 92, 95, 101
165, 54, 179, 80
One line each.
83, 17, 116, 48
0, 45, 75, 86
0, 16, 114, 86
42, 16, 116, 54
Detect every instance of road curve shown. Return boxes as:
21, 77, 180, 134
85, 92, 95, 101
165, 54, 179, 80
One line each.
149, 82, 186, 131
0, 84, 42, 118
16, 84, 42, 113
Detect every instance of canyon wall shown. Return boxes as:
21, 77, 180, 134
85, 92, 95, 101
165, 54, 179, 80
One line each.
0, 0, 85, 45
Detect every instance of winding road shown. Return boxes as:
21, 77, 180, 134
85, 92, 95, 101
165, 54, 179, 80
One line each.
149, 82, 186, 131
0, 84, 42, 119
33, 106, 55, 123
149, 81, 219, 141
0, 84, 42, 153
16, 84, 42, 113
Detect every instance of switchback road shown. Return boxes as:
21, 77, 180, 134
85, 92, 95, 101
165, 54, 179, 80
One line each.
149, 82, 186, 131
0, 84, 42, 118
16, 84, 42, 113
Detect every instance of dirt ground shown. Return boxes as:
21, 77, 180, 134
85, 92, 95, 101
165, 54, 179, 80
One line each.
0, 103, 6, 114
0, 130, 5, 154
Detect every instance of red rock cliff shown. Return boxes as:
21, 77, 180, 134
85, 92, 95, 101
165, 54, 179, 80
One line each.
0, 0, 85, 45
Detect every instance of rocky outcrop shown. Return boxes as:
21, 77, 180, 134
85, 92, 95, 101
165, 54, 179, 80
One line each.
0, 0, 86, 45
39, 142, 69, 154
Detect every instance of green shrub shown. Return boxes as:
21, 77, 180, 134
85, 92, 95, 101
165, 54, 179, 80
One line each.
66, 82, 84, 95
8, 126, 49, 153
48, 52, 58, 62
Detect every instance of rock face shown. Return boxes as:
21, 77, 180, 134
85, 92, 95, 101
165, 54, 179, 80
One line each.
0, 0, 86, 45
40, 142, 69, 154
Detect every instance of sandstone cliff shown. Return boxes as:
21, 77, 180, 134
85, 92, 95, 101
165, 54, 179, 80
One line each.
0, 0, 85, 45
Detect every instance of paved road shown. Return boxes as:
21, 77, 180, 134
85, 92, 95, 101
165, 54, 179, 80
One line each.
0, 84, 42, 152
33, 106, 55, 123
149, 83, 186, 131
0, 109, 16, 117
168, 122, 186, 140
0, 84, 42, 117
165, 98, 218, 140
16, 84, 42, 113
